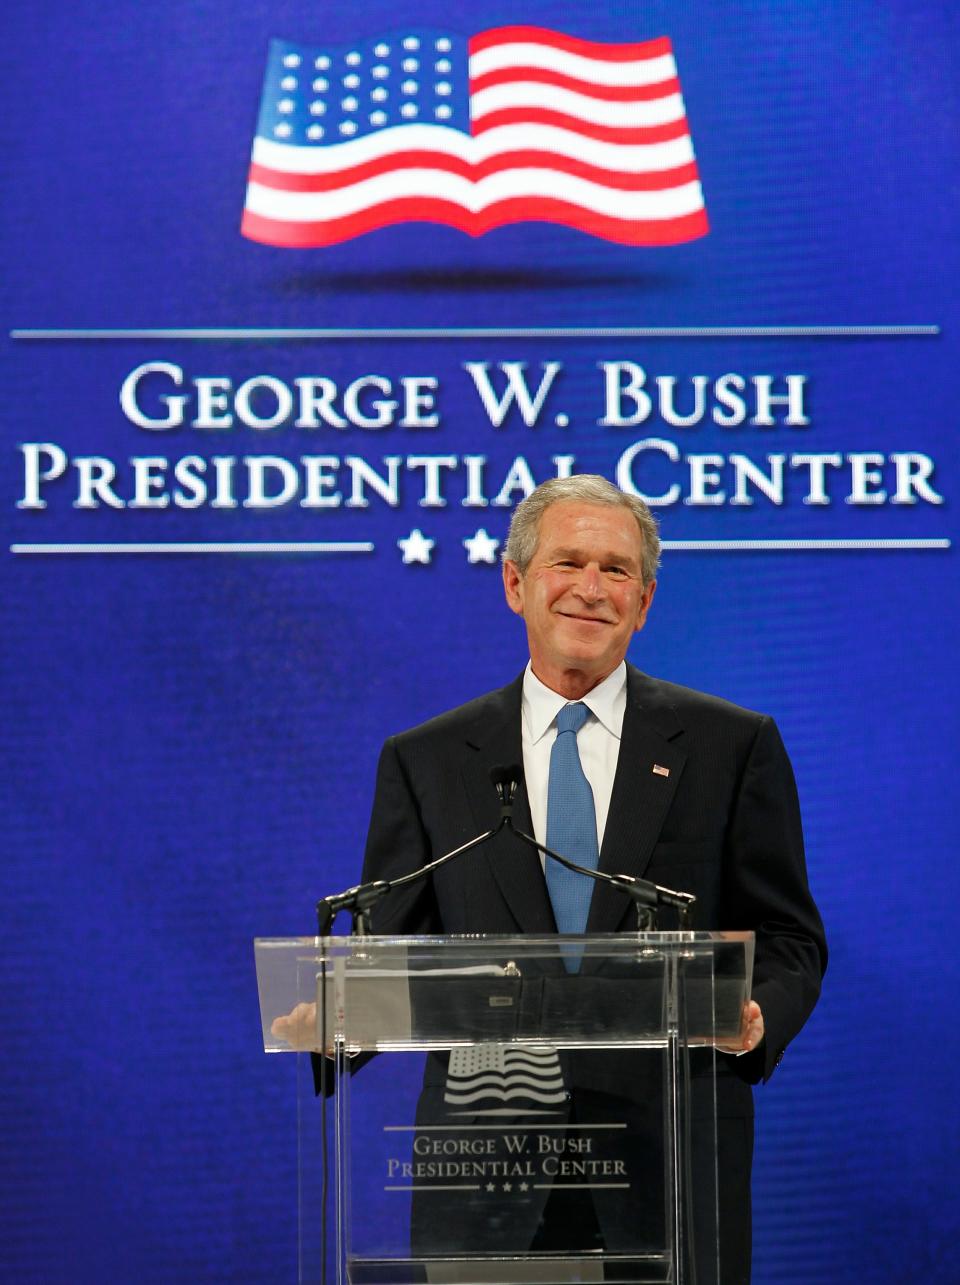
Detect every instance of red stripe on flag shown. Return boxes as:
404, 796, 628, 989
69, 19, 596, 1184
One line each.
247, 157, 701, 194
469, 27, 672, 62
469, 68, 681, 101
471, 111, 691, 144
241, 201, 708, 248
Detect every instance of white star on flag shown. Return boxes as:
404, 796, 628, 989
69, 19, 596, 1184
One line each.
397, 528, 435, 564
463, 528, 500, 564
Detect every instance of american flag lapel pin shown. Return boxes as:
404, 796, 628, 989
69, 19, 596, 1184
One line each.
652, 764, 670, 777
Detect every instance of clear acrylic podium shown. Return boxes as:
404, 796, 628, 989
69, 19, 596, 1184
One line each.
255, 932, 754, 1285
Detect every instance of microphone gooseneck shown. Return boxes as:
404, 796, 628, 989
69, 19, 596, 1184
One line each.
315, 761, 695, 935
493, 765, 696, 927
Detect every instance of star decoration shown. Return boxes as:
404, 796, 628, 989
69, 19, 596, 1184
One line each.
519, 1182, 529, 1192
397, 528, 435, 564
502, 1181, 513, 1192
485, 1182, 496, 1193
463, 528, 500, 565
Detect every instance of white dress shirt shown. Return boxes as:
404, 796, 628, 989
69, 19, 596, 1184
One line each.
520, 661, 628, 857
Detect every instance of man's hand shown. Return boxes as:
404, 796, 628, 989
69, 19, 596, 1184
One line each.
270, 1001, 321, 1052
716, 999, 764, 1055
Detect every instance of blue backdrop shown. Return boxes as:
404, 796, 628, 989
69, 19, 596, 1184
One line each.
2, 2, 957, 1282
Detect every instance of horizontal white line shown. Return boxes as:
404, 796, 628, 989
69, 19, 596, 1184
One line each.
471, 84, 685, 127
10, 542, 374, 555
384, 1123, 625, 1131
533, 1183, 631, 1189
469, 44, 677, 87
661, 539, 951, 551
9, 326, 940, 340
384, 1185, 481, 1191
245, 172, 703, 221
11, 539, 946, 556
252, 128, 695, 173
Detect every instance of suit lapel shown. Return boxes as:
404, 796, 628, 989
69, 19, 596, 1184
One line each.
586, 667, 687, 933
460, 677, 558, 934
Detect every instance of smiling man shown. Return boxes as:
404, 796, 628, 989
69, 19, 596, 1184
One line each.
360, 474, 826, 1283
502, 495, 656, 700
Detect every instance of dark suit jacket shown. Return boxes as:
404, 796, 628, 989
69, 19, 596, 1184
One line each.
361, 664, 826, 1096
357, 665, 826, 1280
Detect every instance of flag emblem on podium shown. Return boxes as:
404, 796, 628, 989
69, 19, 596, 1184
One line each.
242, 26, 708, 247
444, 1044, 566, 1113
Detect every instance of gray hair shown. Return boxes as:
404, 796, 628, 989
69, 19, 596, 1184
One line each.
503, 475, 661, 585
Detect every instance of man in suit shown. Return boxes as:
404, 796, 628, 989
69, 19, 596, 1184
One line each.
296, 474, 826, 1282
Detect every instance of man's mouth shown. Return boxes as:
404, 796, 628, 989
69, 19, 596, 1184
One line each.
558, 612, 612, 625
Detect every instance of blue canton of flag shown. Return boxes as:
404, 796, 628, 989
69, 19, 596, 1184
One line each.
256, 32, 471, 147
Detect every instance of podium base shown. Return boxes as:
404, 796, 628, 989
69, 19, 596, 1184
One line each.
349, 1252, 671, 1285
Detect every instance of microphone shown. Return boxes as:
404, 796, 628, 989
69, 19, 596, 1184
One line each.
316, 776, 514, 934
491, 763, 696, 927
316, 761, 695, 936
489, 763, 522, 814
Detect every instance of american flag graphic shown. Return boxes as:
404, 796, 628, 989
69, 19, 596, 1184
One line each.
241, 26, 708, 247
444, 1044, 566, 1114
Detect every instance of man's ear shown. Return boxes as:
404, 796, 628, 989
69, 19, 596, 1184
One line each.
502, 560, 525, 617
635, 579, 656, 632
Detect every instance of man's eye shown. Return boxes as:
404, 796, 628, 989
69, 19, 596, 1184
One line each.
605, 566, 627, 577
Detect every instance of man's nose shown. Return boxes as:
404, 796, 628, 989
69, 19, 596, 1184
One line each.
574, 564, 603, 602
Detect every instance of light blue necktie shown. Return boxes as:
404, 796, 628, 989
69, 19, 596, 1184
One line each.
545, 702, 600, 939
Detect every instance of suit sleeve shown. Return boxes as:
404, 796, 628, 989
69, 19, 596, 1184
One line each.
721, 715, 827, 1084
312, 735, 443, 1095
360, 735, 443, 936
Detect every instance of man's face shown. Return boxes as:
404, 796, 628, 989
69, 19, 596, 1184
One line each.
503, 500, 656, 694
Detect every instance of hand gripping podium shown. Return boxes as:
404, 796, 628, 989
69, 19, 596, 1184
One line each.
255, 932, 754, 1285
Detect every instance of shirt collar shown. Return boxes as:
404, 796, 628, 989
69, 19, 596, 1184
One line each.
522, 661, 628, 744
